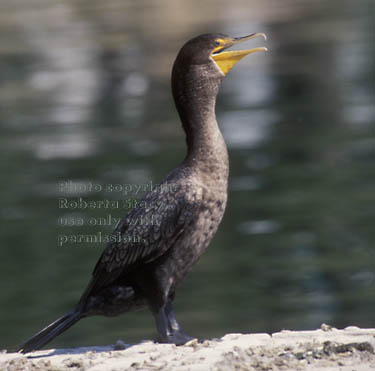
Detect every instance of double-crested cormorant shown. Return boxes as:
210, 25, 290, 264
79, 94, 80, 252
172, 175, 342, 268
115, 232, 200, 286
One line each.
18, 33, 267, 353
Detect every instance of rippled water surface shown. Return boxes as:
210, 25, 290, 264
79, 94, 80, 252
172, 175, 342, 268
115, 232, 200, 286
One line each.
0, 0, 374, 350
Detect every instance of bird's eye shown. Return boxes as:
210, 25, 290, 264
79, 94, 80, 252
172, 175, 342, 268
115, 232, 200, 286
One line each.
214, 41, 220, 46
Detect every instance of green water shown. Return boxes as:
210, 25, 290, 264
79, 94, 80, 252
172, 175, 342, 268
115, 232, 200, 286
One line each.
0, 0, 374, 351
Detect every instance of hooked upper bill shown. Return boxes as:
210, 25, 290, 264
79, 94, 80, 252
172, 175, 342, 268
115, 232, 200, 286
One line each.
211, 33, 267, 75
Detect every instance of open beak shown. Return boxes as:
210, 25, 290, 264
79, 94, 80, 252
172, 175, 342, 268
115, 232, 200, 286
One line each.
211, 33, 267, 75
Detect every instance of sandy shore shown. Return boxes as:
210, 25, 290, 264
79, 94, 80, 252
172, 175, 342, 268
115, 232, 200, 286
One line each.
2, 326, 374, 370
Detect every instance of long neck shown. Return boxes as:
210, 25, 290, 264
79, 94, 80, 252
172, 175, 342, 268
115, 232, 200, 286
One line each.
172, 62, 229, 176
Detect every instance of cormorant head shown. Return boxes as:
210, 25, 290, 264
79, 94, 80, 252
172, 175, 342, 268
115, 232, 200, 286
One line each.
171, 33, 267, 128
175, 33, 267, 76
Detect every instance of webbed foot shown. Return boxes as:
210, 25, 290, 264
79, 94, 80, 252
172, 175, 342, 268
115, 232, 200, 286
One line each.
157, 330, 194, 345
154, 302, 194, 345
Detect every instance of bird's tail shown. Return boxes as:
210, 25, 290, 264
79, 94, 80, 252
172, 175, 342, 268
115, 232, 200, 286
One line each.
17, 310, 82, 353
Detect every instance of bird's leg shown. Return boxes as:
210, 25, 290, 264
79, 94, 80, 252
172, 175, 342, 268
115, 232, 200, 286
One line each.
154, 302, 194, 345
164, 302, 181, 332
154, 306, 170, 340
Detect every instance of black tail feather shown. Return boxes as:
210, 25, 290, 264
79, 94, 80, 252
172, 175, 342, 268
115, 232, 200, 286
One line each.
18, 310, 82, 353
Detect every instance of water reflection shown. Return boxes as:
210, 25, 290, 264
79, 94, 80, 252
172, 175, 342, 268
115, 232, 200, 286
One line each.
0, 0, 374, 351
238, 220, 281, 235
221, 109, 279, 149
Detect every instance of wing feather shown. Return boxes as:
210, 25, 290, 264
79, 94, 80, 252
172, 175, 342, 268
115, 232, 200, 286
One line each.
78, 183, 199, 303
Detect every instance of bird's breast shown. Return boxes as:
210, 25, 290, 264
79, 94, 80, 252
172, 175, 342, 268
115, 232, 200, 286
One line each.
167, 177, 228, 282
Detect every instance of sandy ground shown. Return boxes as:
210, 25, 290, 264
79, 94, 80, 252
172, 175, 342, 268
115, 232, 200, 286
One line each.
2, 326, 375, 371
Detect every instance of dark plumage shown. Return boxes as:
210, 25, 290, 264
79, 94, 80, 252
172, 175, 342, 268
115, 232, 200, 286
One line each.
18, 32, 266, 353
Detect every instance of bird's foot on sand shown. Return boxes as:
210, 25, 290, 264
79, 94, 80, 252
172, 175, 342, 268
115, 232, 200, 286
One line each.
157, 331, 194, 345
